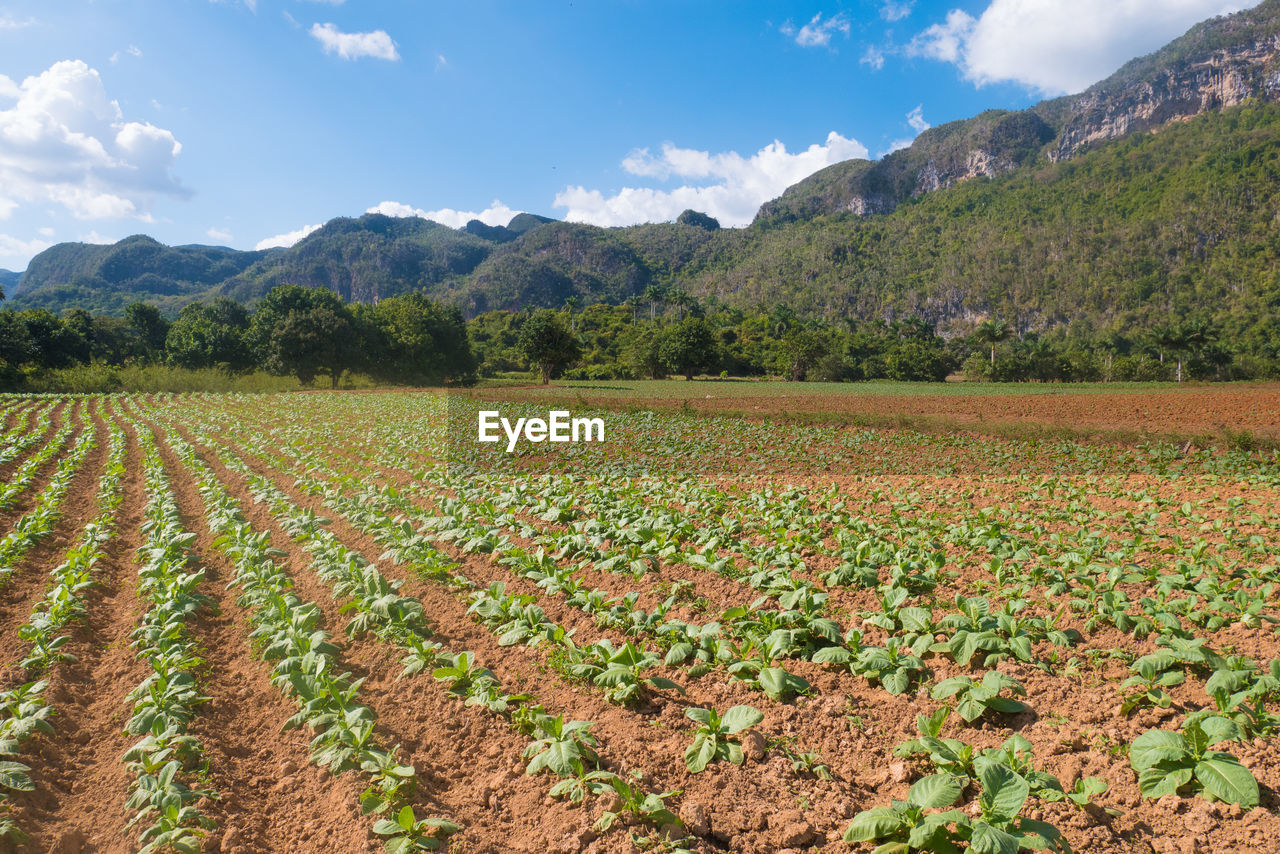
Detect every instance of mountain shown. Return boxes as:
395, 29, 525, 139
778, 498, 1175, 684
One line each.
10, 236, 273, 314
0, 269, 19, 298
759, 0, 1280, 222
4, 0, 1280, 350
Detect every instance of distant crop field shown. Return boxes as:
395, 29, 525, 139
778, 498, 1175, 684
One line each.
0, 391, 1277, 853
476, 380, 1280, 444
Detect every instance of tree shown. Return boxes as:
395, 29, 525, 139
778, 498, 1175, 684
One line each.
974, 319, 1012, 367
125, 302, 171, 362
659, 316, 719, 380
676, 209, 721, 231
643, 284, 666, 322
781, 329, 828, 381
517, 309, 581, 384
666, 287, 696, 321
248, 285, 358, 387
369, 293, 476, 385
166, 298, 252, 372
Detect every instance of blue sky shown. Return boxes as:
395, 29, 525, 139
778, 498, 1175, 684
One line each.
0, 0, 1259, 270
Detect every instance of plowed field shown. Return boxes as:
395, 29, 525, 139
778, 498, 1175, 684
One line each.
1, 391, 1278, 854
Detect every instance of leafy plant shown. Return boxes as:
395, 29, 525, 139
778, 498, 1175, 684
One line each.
1129, 712, 1260, 807
372, 805, 460, 853
931, 672, 1029, 723
684, 705, 763, 773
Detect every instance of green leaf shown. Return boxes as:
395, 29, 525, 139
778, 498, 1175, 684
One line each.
1195, 757, 1259, 808
908, 774, 962, 809
969, 821, 1020, 854
0, 761, 34, 791
685, 735, 716, 774
979, 763, 1029, 823
1129, 729, 1188, 771
720, 705, 763, 734
843, 808, 903, 842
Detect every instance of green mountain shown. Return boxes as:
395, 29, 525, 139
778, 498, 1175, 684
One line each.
5, 0, 1280, 354
0, 269, 18, 297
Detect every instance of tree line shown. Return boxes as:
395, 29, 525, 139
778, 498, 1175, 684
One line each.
0, 285, 475, 390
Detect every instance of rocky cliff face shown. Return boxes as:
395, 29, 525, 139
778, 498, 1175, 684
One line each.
758, 0, 1280, 222
1049, 36, 1280, 160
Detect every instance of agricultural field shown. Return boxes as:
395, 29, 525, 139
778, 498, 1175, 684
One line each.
475, 380, 1280, 445
0, 391, 1278, 854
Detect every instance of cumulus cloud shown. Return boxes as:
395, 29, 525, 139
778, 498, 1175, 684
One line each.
781, 12, 851, 47
0, 60, 187, 223
255, 223, 322, 250
366, 199, 521, 229
554, 132, 869, 228
860, 46, 886, 69
0, 14, 35, 29
207, 226, 233, 243
310, 23, 399, 61
881, 0, 915, 21
110, 45, 143, 64
909, 0, 1260, 95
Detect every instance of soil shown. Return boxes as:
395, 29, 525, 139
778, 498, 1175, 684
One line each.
3, 394, 1278, 854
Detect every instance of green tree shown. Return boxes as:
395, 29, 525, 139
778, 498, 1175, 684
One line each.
369, 293, 476, 385
517, 309, 582, 384
125, 302, 171, 362
780, 329, 828, 381
974, 319, 1012, 367
165, 298, 252, 372
248, 285, 358, 386
659, 316, 719, 380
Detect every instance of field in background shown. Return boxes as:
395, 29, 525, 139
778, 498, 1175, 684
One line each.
472, 379, 1280, 446
0, 391, 1277, 853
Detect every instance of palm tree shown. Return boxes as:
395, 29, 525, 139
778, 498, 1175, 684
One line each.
623, 296, 642, 325
562, 296, 580, 333
667, 287, 695, 320
643, 284, 666, 322
974, 319, 1011, 367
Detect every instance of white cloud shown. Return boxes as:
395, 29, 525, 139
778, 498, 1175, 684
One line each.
366, 199, 522, 229
37, 226, 54, 237
0, 233, 52, 266
0, 60, 187, 223
909, 0, 1260, 95
782, 12, 851, 48
255, 222, 322, 250
435, 54, 449, 70
310, 23, 399, 61
300, 0, 346, 4
860, 46, 886, 69
207, 226, 233, 243
554, 131, 869, 228
907, 104, 930, 133
77, 230, 117, 244
110, 45, 143, 64
0, 75, 19, 99
881, 0, 915, 21
883, 104, 932, 155
0, 15, 35, 30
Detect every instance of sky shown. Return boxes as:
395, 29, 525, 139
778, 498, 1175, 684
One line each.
0, 0, 1262, 271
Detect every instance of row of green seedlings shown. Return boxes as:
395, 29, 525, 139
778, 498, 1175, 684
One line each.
0, 418, 126, 843
230, 429, 1041, 722
165, 430, 458, 852
0, 400, 56, 468
0, 403, 82, 513
251, 434, 834, 705
0, 415, 98, 584
846, 701, 1263, 853
125, 426, 218, 853
168, 430, 691, 851
207, 430, 833, 788
235, 433, 815, 707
